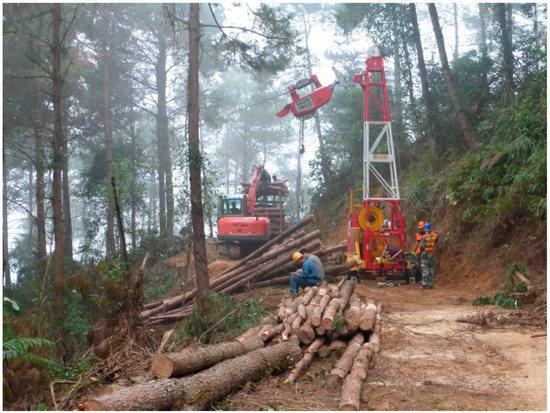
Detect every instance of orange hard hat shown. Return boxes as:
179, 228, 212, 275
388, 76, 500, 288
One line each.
417, 220, 425, 229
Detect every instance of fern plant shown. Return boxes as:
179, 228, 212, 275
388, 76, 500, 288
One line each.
3, 337, 55, 369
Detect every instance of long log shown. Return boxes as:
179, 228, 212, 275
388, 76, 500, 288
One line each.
217, 214, 314, 276
248, 275, 290, 290
368, 309, 381, 353
359, 302, 377, 331
321, 298, 343, 330
78, 340, 302, 411
339, 343, 374, 410
211, 230, 321, 291
151, 336, 264, 378
145, 238, 321, 321
284, 337, 325, 384
141, 223, 316, 319
328, 333, 365, 385
257, 243, 347, 282
339, 279, 356, 310
220, 239, 322, 295
311, 295, 331, 327
260, 324, 284, 342
345, 293, 363, 334
296, 319, 315, 344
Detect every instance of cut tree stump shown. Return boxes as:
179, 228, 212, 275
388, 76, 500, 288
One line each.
79, 340, 302, 411
151, 336, 264, 378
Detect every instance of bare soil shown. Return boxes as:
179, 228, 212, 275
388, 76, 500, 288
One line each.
224, 281, 547, 411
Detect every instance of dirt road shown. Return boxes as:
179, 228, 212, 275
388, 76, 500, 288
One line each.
225, 282, 547, 410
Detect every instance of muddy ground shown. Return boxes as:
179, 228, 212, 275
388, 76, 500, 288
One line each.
223, 281, 547, 411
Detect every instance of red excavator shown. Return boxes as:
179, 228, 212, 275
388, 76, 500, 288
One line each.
217, 166, 288, 259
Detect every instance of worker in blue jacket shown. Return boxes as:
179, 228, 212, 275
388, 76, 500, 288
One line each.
289, 251, 325, 295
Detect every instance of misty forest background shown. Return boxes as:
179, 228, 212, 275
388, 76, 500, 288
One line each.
2, 2, 547, 404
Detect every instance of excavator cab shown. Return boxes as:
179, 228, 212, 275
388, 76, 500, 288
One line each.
219, 195, 244, 216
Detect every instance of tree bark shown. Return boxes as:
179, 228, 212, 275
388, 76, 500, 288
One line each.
34, 105, 47, 280
392, 38, 404, 152
359, 302, 377, 331
151, 336, 264, 378
401, 35, 421, 131
285, 336, 324, 383
51, 3, 65, 296
453, 3, 459, 61
62, 122, 73, 260
321, 297, 342, 330
3, 150, 11, 288
409, 3, 439, 154
428, 3, 477, 150
478, 3, 490, 105
100, 6, 116, 257
155, 22, 170, 236
312, 294, 331, 327
79, 340, 302, 411
187, 3, 209, 314
339, 343, 373, 410
496, 3, 514, 99
129, 104, 137, 250
329, 333, 365, 385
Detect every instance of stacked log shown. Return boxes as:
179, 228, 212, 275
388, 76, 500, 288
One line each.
78, 279, 383, 411
78, 340, 302, 411
271, 279, 382, 410
141, 214, 350, 324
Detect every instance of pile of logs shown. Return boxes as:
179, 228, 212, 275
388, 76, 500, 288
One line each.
77, 278, 382, 411
273, 279, 382, 410
141, 215, 354, 325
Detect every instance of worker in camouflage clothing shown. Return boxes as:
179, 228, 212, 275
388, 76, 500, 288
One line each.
419, 222, 438, 289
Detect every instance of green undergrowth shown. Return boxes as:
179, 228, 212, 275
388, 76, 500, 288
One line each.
401, 72, 546, 243
174, 290, 265, 344
472, 264, 530, 309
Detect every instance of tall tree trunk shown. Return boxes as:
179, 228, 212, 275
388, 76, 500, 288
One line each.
428, 3, 476, 150
130, 106, 137, 250
301, 9, 331, 184
51, 3, 65, 298
453, 3, 459, 61
478, 3, 490, 104
100, 8, 116, 257
233, 161, 238, 193
3, 151, 11, 288
496, 3, 514, 99
62, 124, 73, 260
409, 3, 439, 154
225, 157, 230, 194
187, 3, 209, 314
401, 35, 421, 133
34, 106, 47, 280
155, 24, 174, 236
27, 166, 34, 236
392, 37, 404, 168
296, 131, 302, 219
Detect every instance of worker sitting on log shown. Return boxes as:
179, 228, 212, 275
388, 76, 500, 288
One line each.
289, 251, 325, 295
419, 222, 438, 289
